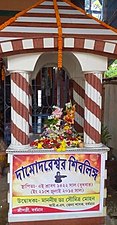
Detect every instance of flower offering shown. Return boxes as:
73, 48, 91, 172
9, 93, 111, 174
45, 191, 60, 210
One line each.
30, 101, 83, 151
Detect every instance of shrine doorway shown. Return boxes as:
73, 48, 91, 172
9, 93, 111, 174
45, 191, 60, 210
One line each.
32, 66, 72, 134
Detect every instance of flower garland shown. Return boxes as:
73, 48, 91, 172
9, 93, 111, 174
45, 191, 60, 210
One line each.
53, 0, 63, 69
30, 101, 83, 151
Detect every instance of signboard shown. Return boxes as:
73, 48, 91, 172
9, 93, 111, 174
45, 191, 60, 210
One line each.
11, 153, 102, 215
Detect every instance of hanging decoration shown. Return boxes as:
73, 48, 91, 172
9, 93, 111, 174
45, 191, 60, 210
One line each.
1, 65, 5, 81
53, 0, 63, 69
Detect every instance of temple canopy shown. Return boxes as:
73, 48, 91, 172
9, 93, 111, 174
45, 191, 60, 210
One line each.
1, 0, 116, 148
0, 0, 117, 67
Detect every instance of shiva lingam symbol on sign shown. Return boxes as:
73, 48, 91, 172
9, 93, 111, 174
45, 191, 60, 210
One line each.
55, 171, 67, 183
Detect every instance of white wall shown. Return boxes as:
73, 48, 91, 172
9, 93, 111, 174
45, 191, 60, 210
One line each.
73, 52, 107, 72
7, 53, 42, 72
7, 51, 108, 77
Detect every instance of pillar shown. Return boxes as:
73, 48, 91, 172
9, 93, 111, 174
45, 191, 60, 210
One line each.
29, 81, 32, 133
84, 72, 103, 147
73, 78, 85, 133
10, 71, 30, 147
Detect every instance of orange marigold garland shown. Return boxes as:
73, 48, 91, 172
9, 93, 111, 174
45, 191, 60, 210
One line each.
53, 0, 63, 69
1, 66, 5, 81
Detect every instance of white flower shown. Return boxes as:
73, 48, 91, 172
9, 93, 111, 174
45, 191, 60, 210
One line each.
65, 101, 72, 109
52, 105, 58, 109
48, 115, 54, 120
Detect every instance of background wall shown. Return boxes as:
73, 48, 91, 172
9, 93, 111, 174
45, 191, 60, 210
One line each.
0, 0, 85, 11
103, 0, 117, 28
103, 79, 117, 158
0, 0, 38, 25
0, 0, 37, 10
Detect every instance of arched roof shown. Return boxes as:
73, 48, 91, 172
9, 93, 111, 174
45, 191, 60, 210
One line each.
0, 0, 117, 60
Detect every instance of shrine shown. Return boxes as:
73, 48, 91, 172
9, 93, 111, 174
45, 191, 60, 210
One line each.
0, 0, 117, 224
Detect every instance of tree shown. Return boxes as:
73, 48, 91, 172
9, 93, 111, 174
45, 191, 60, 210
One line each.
104, 60, 117, 78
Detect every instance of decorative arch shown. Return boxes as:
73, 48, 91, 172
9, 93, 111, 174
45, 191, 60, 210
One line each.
32, 51, 82, 80
31, 51, 85, 134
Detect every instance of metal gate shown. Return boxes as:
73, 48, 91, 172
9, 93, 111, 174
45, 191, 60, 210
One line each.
4, 74, 11, 145
3, 67, 71, 144
32, 67, 71, 134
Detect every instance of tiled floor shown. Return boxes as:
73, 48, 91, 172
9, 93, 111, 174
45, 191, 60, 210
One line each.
0, 167, 117, 225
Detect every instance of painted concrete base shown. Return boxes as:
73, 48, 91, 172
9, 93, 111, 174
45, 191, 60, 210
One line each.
9, 217, 105, 225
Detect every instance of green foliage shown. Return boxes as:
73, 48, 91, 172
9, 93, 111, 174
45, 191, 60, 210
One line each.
101, 124, 111, 145
85, 0, 102, 9
104, 60, 117, 78
44, 118, 58, 127
92, 0, 102, 10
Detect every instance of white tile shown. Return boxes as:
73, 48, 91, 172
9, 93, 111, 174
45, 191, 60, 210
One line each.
104, 42, 115, 53
22, 39, 34, 49
43, 38, 54, 48
64, 38, 74, 48
1, 41, 13, 52
84, 39, 95, 49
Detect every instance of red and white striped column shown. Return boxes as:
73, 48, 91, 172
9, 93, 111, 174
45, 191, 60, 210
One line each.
73, 78, 85, 134
29, 82, 32, 133
84, 72, 102, 147
11, 71, 30, 147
